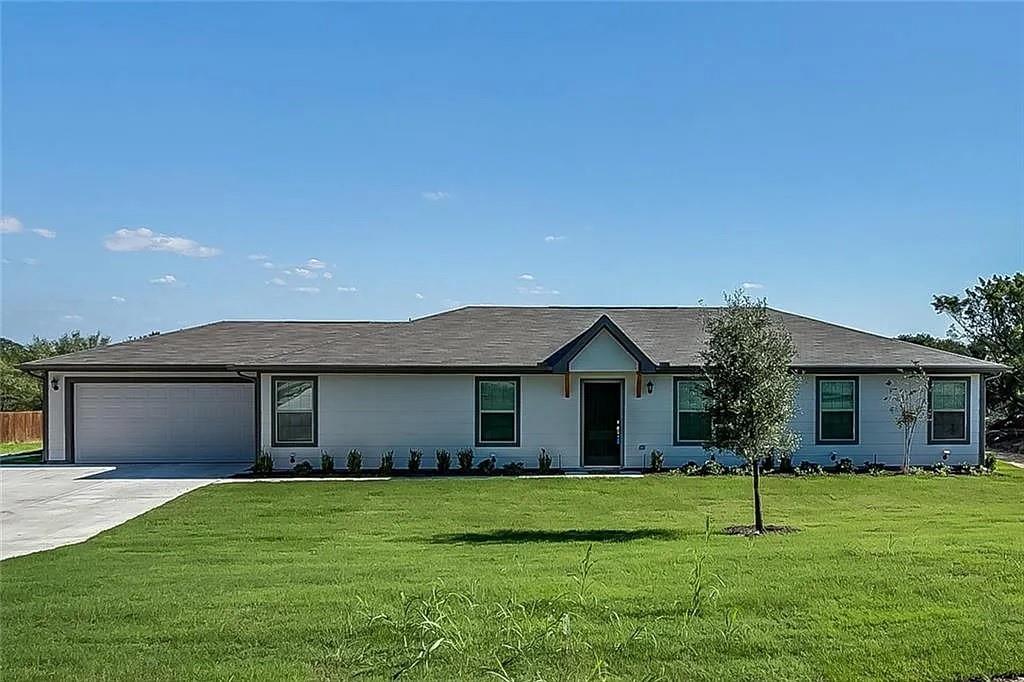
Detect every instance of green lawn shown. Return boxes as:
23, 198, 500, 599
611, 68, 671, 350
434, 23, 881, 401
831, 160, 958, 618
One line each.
2, 469, 1023, 681
0, 441, 42, 464
0, 440, 41, 456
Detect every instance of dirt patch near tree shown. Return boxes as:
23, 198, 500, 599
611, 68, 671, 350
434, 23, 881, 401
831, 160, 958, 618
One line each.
722, 525, 800, 537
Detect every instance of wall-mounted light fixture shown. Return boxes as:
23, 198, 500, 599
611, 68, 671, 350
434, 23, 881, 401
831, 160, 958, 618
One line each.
646, 380, 654, 395
50, 377, 60, 391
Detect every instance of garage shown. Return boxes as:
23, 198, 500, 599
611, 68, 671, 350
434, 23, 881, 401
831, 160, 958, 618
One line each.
69, 381, 255, 464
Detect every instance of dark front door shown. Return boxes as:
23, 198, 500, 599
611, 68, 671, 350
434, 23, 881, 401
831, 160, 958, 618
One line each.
583, 381, 622, 466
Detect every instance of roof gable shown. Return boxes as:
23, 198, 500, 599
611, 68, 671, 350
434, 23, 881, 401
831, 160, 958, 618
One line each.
544, 314, 659, 373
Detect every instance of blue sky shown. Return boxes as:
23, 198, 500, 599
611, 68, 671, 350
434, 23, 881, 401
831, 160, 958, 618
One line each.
1, 3, 1021, 344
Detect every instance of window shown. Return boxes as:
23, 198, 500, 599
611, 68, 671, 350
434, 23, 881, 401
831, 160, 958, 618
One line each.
817, 377, 857, 443
930, 378, 969, 443
272, 377, 317, 446
476, 377, 519, 446
675, 378, 711, 444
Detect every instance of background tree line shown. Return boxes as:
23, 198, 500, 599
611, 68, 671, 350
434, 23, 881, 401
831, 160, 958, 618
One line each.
1, 331, 157, 411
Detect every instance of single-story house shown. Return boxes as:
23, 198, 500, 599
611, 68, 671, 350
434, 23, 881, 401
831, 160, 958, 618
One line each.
21, 306, 1006, 469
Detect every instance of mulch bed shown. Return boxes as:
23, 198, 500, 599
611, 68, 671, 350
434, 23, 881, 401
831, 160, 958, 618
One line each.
233, 469, 562, 479
722, 525, 800, 537
963, 675, 1024, 682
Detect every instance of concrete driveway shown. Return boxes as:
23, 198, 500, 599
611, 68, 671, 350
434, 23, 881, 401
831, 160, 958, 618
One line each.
0, 463, 244, 560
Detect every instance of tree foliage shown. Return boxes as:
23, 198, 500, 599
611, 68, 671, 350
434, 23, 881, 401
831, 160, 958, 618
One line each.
895, 333, 980, 358
700, 291, 801, 532
933, 273, 1023, 432
0, 331, 110, 411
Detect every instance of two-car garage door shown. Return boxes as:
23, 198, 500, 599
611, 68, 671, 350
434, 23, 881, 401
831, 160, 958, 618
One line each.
72, 382, 254, 464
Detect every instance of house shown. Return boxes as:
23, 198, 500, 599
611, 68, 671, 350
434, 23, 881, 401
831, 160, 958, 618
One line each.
21, 306, 1005, 470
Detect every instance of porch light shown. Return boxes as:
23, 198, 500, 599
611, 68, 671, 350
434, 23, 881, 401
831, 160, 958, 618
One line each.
646, 380, 654, 395
50, 377, 60, 391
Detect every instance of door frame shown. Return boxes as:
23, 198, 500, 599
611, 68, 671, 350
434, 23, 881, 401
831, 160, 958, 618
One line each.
579, 378, 625, 468
64, 376, 255, 464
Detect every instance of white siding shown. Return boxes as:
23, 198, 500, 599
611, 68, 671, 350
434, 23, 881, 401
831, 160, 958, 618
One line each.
263, 372, 984, 470
569, 331, 639, 372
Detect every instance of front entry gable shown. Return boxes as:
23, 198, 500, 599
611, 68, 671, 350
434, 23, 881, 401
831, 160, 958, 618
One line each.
543, 314, 658, 373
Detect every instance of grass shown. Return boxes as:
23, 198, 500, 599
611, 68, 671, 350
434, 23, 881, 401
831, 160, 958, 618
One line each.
0, 441, 42, 464
2, 468, 1023, 681
0, 440, 41, 455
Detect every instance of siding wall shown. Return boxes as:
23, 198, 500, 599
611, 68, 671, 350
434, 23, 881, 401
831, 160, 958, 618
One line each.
262, 372, 983, 470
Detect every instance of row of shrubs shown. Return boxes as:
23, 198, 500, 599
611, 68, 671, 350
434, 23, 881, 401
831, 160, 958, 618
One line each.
647, 450, 996, 476
253, 447, 557, 476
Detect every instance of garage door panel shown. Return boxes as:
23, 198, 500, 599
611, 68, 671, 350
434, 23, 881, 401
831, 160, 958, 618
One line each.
73, 382, 254, 463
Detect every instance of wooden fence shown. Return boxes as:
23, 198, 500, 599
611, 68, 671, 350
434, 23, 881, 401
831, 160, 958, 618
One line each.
1, 411, 43, 443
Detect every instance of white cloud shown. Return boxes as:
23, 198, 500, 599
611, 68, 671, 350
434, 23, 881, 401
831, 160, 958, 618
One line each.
292, 267, 316, 279
304, 258, 327, 269
111, 296, 126, 303
22, 257, 39, 266
518, 285, 560, 296
421, 191, 450, 201
336, 286, 358, 293
32, 228, 57, 239
544, 235, 566, 242
267, 277, 287, 287
742, 282, 765, 290
149, 274, 177, 285
248, 254, 269, 261
0, 216, 23, 234
62, 314, 83, 321
517, 273, 535, 281
105, 227, 221, 258
322, 272, 334, 280
414, 292, 425, 300
262, 261, 275, 269
293, 286, 320, 294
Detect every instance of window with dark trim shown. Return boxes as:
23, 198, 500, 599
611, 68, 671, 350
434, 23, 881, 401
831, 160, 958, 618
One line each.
816, 377, 857, 443
272, 377, 317, 446
929, 377, 969, 443
674, 377, 711, 444
476, 377, 519, 446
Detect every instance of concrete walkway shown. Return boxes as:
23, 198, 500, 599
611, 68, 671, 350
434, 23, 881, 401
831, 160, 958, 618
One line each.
0, 463, 244, 560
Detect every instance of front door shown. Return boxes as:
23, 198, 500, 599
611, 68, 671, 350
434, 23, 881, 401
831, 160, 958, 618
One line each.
582, 381, 622, 466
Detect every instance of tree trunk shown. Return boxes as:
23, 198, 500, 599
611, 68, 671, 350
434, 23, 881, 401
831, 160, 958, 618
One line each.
752, 457, 765, 533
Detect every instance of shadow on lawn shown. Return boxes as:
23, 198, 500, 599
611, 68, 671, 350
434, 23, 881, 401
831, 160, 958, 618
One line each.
429, 528, 681, 544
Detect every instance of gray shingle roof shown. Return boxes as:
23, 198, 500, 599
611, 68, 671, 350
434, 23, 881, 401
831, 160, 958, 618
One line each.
22, 306, 1008, 373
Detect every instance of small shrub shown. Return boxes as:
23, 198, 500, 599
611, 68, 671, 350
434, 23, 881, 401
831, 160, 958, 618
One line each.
865, 462, 886, 476
347, 449, 362, 473
762, 454, 775, 472
835, 457, 854, 474
779, 454, 795, 474
907, 466, 924, 476
501, 461, 525, 475
983, 452, 997, 471
320, 450, 334, 474
435, 449, 451, 473
649, 449, 665, 473
408, 449, 422, 472
729, 461, 753, 476
379, 450, 394, 475
953, 461, 986, 476
797, 460, 824, 476
293, 460, 314, 475
538, 448, 553, 473
932, 461, 951, 477
677, 461, 701, 476
253, 449, 274, 474
699, 456, 726, 476
456, 447, 474, 472
477, 455, 496, 474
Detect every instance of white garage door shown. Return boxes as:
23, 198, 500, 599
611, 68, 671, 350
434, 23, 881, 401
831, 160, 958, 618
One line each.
73, 382, 255, 463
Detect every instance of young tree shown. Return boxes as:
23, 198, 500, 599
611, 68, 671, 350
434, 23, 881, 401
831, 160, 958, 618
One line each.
1, 331, 110, 411
933, 273, 1023, 435
700, 291, 801, 534
883, 364, 930, 474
